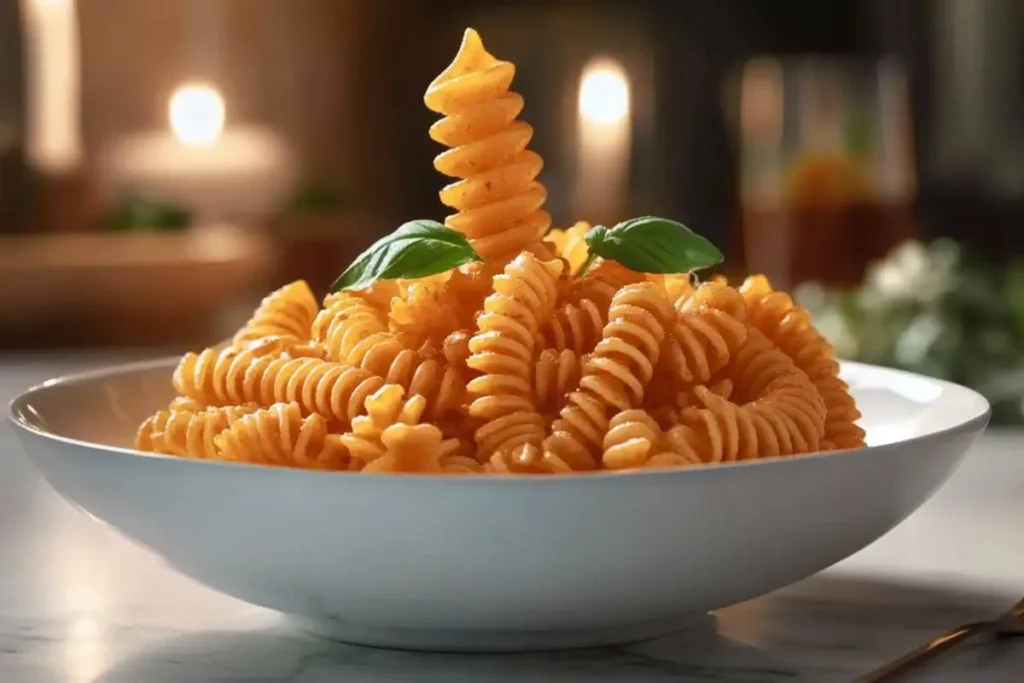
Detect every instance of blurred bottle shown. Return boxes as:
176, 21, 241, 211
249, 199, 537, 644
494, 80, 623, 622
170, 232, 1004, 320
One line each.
730, 56, 917, 289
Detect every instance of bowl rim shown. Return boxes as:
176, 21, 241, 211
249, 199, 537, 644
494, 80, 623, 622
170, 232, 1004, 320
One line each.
7, 356, 992, 483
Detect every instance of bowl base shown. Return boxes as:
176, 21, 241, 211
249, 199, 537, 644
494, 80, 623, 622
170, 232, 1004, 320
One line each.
286, 613, 706, 653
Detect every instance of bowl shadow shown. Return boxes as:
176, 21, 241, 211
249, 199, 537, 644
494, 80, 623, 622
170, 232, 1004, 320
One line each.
94, 574, 1022, 683
93, 614, 804, 683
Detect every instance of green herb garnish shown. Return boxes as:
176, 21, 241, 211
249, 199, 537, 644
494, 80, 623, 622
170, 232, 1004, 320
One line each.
329, 219, 482, 292
577, 216, 724, 276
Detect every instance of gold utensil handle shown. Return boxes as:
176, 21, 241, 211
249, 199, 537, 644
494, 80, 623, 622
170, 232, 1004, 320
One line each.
854, 623, 984, 682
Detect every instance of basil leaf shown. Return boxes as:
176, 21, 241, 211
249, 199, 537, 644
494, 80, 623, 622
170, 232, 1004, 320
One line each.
584, 216, 723, 274
329, 219, 482, 292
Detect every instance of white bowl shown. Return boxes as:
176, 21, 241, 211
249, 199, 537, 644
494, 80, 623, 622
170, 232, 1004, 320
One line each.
7, 359, 990, 652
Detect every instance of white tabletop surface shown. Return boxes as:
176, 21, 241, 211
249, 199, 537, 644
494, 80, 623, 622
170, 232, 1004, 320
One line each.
1, 353, 1022, 682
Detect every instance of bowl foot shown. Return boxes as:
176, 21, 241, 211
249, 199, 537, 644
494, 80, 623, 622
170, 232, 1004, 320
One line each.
286, 613, 706, 653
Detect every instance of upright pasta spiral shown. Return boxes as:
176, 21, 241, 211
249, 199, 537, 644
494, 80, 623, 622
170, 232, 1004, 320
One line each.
424, 28, 550, 264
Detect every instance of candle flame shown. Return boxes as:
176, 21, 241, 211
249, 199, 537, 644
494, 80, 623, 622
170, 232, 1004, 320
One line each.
169, 83, 225, 147
578, 58, 630, 125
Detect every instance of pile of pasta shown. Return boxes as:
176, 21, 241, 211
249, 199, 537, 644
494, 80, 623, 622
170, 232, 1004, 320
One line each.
134, 28, 865, 474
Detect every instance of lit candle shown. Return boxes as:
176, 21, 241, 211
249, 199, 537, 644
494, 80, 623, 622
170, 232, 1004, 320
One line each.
100, 83, 298, 223
573, 57, 631, 222
20, 0, 82, 173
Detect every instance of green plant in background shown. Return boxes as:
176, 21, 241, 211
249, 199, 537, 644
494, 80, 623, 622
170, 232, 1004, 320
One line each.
281, 181, 347, 218
798, 239, 1024, 424
100, 194, 191, 232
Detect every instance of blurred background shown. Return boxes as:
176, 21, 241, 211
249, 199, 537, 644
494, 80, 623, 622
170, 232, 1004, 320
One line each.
1, 0, 1023, 419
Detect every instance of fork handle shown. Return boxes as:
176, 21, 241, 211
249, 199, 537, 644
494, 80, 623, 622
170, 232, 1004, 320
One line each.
854, 623, 984, 682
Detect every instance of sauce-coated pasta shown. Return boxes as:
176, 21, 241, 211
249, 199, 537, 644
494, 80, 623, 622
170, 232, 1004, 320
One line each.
134, 28, 864, 473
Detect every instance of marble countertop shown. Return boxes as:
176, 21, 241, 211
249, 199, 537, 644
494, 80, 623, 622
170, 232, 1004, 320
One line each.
1, 353, 1022, 682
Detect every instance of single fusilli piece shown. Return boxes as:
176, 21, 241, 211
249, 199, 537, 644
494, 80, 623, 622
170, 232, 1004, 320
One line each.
645, 378, 735, 430
339, 384, 427, 468
313, 294, 467, 420
233, 280, 318, 348
424, 28, 551, 264
317, 297, 391, 364
466, 253, 563, 457
540, 296, 606, 356
173, 336, 290, 407
485, 443, 573, 475
544, 221, 591, 274
168, 395, 205, 412
348, 335, 467, 420
586, 259, 646, 292
659, 375, 822, 466
661, 280, 748, 386
177, 345, 387, 428
214, 402, 349, 470
535, 348, 583, 419
739, 275, 865, 450
568, 272, 619, 313
654, 328, 825, 466
602, 409, 666, 470
312, 283, 398, 351
134, 404, 258, 458
728, 327, 827, 450
389, 275, 461, 348
544, 282, 674, 470
439, 449, 486, 474
240, 355, 386, 428
650, 273, 696, 303
362, 422, 448, 474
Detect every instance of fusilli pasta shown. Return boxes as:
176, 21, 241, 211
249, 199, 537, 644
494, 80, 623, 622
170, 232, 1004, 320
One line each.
535, 348, 583, 418
136, 27, 865, 475
544, 283, 674, 470
544, 221, 591, 274
214, 402, 349, 470
424, 28, 551, 264
339, 384, 427, 467
233, 280, 318, 348
135, 405, 257, 458
467, 253, 562, 457
602, 409, 665, 470
739, 275, 865, 450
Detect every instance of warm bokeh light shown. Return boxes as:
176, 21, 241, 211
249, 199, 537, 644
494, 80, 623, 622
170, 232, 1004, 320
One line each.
168, 83, 225, 147
578, 58, 630, 125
